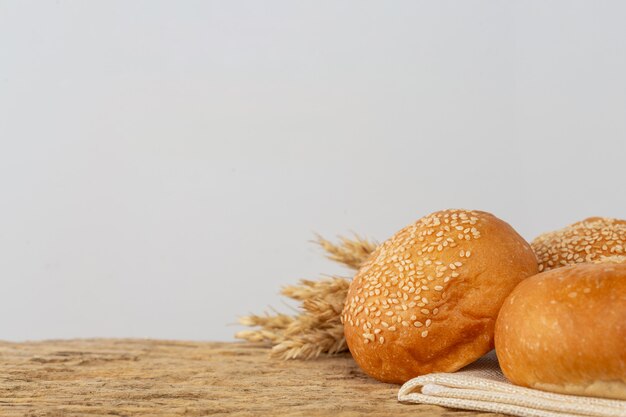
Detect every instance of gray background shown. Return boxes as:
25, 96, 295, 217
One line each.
1, 1, 625, 342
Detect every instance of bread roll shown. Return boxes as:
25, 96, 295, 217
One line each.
495, 261, 626, 400
342, 209, 538, 383
531, 217, 626, 272
593, 255, 626, 264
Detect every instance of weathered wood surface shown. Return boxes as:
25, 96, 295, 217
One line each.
0, 339, 506, 416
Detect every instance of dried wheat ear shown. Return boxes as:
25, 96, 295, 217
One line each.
235, 234, 377, 360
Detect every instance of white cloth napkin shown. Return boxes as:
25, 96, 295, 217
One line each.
398, 352, 626, 417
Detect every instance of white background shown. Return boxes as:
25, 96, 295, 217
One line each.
1, 1, 625, 342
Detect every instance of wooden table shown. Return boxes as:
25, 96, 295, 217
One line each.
0, 339, 505, 416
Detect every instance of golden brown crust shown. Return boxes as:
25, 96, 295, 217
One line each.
531, 217, 626, 272
342, 209, 538, 384
495, 262, 626, 400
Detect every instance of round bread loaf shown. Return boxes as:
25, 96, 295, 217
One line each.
531, 217, 626, 272
495, 261, 626, 400
342, 209, 538, 383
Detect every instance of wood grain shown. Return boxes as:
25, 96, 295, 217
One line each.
0, 339, 507, 416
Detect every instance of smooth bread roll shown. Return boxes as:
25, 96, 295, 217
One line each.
495, 261, 626, 400
342, 209, 538, 384
531, 217, 626, 272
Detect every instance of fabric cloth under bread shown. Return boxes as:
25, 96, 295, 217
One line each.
398, 352, 626, 417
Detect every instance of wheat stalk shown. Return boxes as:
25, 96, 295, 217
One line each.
271, 323, 347, 360
235, 234, 377, 360
315, 233, 378, 270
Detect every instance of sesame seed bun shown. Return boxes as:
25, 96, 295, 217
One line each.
495, 261, 626, 400
531, 217, 626, 272
342, 209, 538, 384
